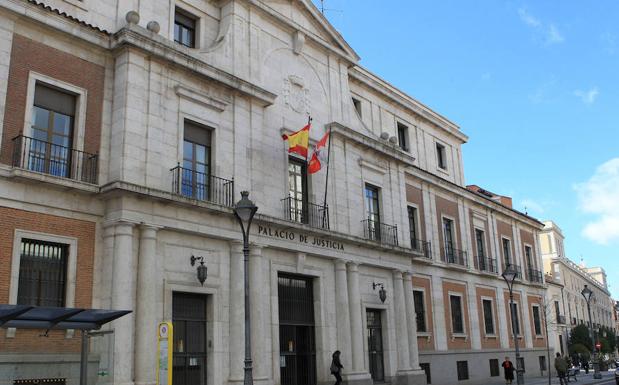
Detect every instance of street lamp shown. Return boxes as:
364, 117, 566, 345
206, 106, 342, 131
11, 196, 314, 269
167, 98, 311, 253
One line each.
233, 191, 258, 385
502, 264, 524, 385
581, 285, 602, 379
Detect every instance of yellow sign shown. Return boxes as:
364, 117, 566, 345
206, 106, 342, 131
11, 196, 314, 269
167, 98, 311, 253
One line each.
157, 322, 173, 385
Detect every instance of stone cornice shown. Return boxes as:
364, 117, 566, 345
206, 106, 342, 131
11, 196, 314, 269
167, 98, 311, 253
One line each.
111, 25, 277, 107
328, 121, 417, 167
349, 66, 468, 143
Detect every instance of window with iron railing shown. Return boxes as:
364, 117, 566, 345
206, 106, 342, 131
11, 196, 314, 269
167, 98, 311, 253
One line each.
17, 239, 68, 307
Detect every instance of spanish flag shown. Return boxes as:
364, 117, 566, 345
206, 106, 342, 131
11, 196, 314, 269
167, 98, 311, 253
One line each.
282, 123, 310, 158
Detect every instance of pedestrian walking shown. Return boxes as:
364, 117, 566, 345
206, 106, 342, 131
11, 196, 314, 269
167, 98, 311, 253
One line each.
330, 350, 343, 385
502, 356, 515, 385
555, 352, 568, 385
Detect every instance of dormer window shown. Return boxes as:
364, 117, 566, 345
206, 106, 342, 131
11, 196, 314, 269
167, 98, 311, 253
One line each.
397, 122, 409, 151
352, 97, 362, 117
174, 8, 197, 48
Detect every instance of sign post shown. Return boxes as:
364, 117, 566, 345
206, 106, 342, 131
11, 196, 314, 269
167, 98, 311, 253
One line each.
157, 322, 173, 385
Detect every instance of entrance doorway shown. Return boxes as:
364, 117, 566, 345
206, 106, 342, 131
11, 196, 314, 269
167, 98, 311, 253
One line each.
366, 309, 385, 382
172, 292, 208, 385
278, 274, 316, 385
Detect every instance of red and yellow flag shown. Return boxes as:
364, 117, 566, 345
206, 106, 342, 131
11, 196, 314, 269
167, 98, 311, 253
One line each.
308, 130, 329, 174
282, 123, 310, 158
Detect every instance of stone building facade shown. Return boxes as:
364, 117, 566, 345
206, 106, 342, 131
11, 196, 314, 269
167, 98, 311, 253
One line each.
540, 221, 615, 357
0, 1, 548, 385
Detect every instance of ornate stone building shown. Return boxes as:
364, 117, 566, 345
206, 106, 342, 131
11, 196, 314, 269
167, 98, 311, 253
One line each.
0, 1, 548, 385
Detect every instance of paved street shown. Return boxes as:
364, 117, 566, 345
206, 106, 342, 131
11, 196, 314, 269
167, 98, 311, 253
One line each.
488, 370, 618, 385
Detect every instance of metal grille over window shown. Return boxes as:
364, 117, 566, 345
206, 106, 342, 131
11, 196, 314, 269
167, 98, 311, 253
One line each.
413, 290, 426, 332
450, 295, 464, 334
17, 239, 68, 307
456, 361, 469, 380
172, 292, 207, 385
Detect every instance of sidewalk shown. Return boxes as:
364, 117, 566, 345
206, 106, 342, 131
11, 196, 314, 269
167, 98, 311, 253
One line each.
487, 370, 618, 385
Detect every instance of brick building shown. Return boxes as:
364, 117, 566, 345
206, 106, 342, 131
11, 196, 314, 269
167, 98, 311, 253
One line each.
0, 1, 548, 385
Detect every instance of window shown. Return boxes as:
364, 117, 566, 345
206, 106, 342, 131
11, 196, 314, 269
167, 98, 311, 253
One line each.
482, 299, 495, 335
408, 206, 419, 249
450, 294, 464, 334
173, 292, 207, 385
364, 184, 381, 240
436, 143, 446, 169
174, 8, 197, 48
413, 290, 426, 332
182, 120, 211, 200
287, 157, 308, 223
554, 301, 561, 321
420, 363, 431, 384
17, 239, 68, 307
524, 245, 533, 270
352, 97, 362, 117
539, 356, 547, 371
489, 359, 500, 377
475, 229, 486, 258
397, 122, 408, 151
510, 302, 520, 335
502, 238, 512, 264
29, 83, 76, 177
443, 218, 455, 260
532, 305, 542, 336
456, 361, 469, 381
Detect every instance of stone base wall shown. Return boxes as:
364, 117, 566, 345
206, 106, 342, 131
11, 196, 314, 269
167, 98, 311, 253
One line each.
0, 354, 100, 385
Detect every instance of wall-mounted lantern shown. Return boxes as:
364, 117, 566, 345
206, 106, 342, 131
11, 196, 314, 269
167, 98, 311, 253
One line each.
190, 255, 208, 286
372, 282, 386, 303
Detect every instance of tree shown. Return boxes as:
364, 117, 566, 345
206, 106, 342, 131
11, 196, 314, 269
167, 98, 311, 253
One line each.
569, 324, 592, 351
596, 326, 617, 354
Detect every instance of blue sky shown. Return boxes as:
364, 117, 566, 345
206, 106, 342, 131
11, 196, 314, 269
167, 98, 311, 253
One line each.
314, 0, 619, 298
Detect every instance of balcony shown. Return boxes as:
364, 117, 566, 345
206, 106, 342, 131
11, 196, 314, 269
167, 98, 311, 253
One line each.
362, 219, 398, 246
557, 315, 566, 325
171, 164, 234, 207
281, 196, 329, 229
527, 268, 544, 284
477, 256, 499, 274
503, 263, 523, 279
410, 238, 432, 259
12, 135, 98, 184
442, 245, 468, 267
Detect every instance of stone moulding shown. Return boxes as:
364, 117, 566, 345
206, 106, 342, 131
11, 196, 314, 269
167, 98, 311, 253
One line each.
174, 85, 230, 112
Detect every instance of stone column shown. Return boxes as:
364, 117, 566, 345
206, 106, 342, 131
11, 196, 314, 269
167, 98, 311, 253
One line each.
135, 225, 159, 385
229, 241, 244, 382
403, 272, 420, 369
249, 244, 269, 380
393, 270, 411, 371
111, 222, 136, 385
467, 283, 482, 350
347, 262, 364, 372
432, 278, 448, 350
334, 260, 352, 369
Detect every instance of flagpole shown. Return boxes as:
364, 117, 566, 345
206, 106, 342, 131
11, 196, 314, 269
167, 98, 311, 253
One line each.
322, 125, 332, 228
306, 115, 312, 163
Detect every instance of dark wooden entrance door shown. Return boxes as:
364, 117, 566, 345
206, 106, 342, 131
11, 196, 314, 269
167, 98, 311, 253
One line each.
367, 309, 385, 382
278, 274, 316, 385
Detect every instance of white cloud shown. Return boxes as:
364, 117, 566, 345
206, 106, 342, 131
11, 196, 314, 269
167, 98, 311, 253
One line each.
547, 24, 564, 44
518, 8, 541, 27
520, 199, 545, 215
518, 8, 564, 45
573, 87, 599, 105
575, 158, 619, 244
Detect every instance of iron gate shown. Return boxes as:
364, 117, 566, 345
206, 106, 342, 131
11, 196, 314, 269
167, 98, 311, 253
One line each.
367, 309, 385, 382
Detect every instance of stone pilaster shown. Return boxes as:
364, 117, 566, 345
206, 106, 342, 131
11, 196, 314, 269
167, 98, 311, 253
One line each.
403, 272, 420, 370
249, 244, 270, 381
111, 222, 136, 385
334, 259, 352, 370
393, 270, 411, 372
135, 225, 159, 385
347, 262, 364, 373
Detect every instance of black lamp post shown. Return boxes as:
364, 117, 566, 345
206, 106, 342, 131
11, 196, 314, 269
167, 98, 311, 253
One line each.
233, 191, 258, 385
502, 264, 524, 385
581, 285, 602, 379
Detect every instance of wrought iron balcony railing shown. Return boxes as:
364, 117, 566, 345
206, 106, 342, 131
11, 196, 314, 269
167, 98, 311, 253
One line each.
410, 238, 432, 258
362, 219, 398, 246
12, 135, 98, 184
281, 196, 329, 229
557, 315, 566, 325
503, 263, 523, 279
477, 256, 499, 274
442, 245, 468, 267
171, 164, 234, 207
527, 268, 544, 284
